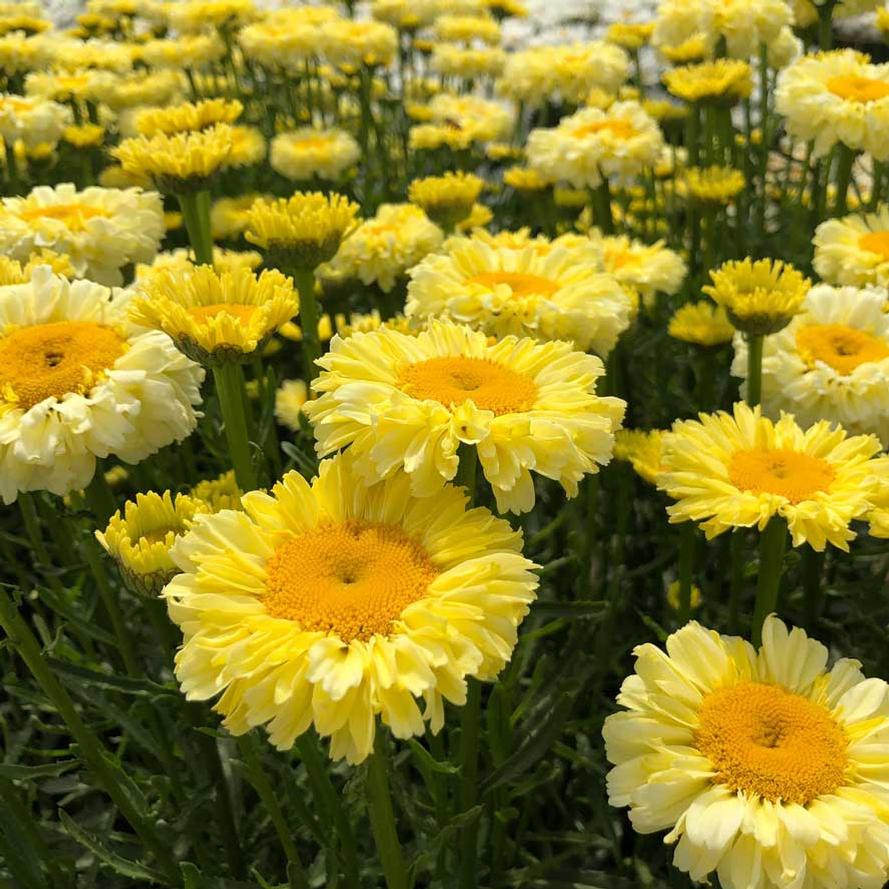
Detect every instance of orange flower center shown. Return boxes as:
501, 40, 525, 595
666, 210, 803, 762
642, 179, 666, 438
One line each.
570, 118, 637, 140
468, 271, 558, 296
398, 356, 538, 415
186, 303, 258, 324
695, 682, 847, 804
796, 323, 889, 374
263, 520, 437, 641
728, 448, 835, 503
858, 230, 889, 260
0, 320, 125, 410
19, 202, 109, 232
826, 75, 889, 103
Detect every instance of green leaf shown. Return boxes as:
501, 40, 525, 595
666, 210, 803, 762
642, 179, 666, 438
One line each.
406, 738, 459, 775
59, 810, 168, 885
0, 759, 79, 780
47, 658, 174, 697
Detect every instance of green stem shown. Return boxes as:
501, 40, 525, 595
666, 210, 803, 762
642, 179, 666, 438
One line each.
213, 363, 258, 491
677, 523, 696, 624
0, 586, 179, 884
366, 734, 409, 889
591, 178, 614, 234
745, 333, 764, 407
751, 516, 787, 647
293, 267, 321, 382
295, 735, 360, 886
817, 2, 835, 51
455, 443, 478, 506
458, 679, 482, 889
832, 144, 855, 217
18, 494, 53, 574
177, 189, 214, 265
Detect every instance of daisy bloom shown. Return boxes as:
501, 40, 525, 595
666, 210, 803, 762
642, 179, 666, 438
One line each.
683, 165, 745, 206
224, 125, 266, 169
430, 44, 506, 79
211, 193, 270, 241
427, 94, 512, 144
613, 428, 664, 485
605, 615, 889, 889
133, 98, 243, 138
607, 22, 655, 51
97, 491, 210, 596
112, 124, 233, 194
303, 319, 625, 513
503, 166, 552, 192
591, 233, 686, 306
165, 0, 255, 33
131, 265, 298, 366
139, 34, 225, 70
0, 183, 164, 285
190, 470, 243, 513
134, 247, 262, 286
526, 102, 664, 189
776, 50, 889, 160
733, 284, 889, 446
238, 7, 337, 71
668, 301, 734, 347
320, 19, 397, 69
270, 129, 361, 183
163, 451, 539, 763
405, 234, 633, 356
813, 206, 889, 287
371, 0, 438, 30
0, 268, 203, 504
663, 60, 753, 106
0, 93, 70, 148
435, 14, 500, 45
658, 402, 888, 550
245, 192, 359, 270
704, 258, 810, 336
327, 203, 443, 293
408, 172, 484, 230
274, 379, 308, 432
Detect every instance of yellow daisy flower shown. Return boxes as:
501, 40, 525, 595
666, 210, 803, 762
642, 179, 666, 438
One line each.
244, 192, 359, 269
405, 233, 633, 356
111, 124, 233, 194
131, 265, 298, 366
274, 378, 308, 431
134, 247, 262, 286
663, 59, 753, 105
239, 7, 337, 71
224, 125, 266, 169
0, 183, 164, 285
434, 14, 500, 46
503, 166, 551, 191
97, 491, 209, 596
210, 193, 270, 241
269, 129, 360, 183
320, 19, 397, 69
683, 165, 745, 205
659, 34, 711, 65
813, 206, 889, 287
526, 101, 664, 189
62, 123, 104, 148
163, 451, 538, 763
427, 93, 512, 144
733, 284, 889, 446
668, 301, 734, 347
371, 0, 437, 30
191, 470, 243, 512
0, 93, 70, 148
704, 258, 810, 336
166, 0, 256, 33
430, 44, 506, 79
303, 319, 625, 513
606, 21, 655, 51
139, 34, 225, 70
133, 98, 243, 137
776, 49, 889, 160
658, 402, 888, 550
592, 233, 686, 305
0, 268, 203, 504
605, 615, 889, 889
408, 172, 484, 230
613, 428, 665, 485
327, 203, 443, 293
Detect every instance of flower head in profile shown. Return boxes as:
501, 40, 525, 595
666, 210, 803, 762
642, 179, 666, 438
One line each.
733, 284, 889, 446
408, 172, 484, 230
683, 166, 745, 206
406, 233, 633, 356
605, 615, 889, 889
270, 129, 361, 183
606, 21, 655, 51
131, 265, 298, 366
658, 402, 888, 550
274, 379, 308, 432
133, 98, 243, 137
0, 183, 164, 285
97, 491, 209, 596
303, 319, 625, 513
0, 93, 70, 148
668, 301, 734, 347
613, 428, 664, 485
164, 451, 538, 763
704, 258, 810, 335
190, 470, 243, 512
813, 206, 889, 287
663, 59, 752, 106
591, 232, 686, 305
320, 19, 398, 69
112, 124, 233, 194
0, 268, 203, 504
245, 192, 359, 269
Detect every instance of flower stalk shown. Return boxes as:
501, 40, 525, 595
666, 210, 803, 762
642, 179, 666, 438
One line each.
751, 516, 787, 647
